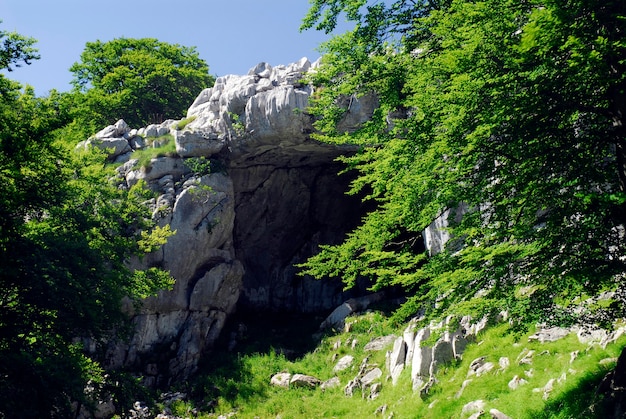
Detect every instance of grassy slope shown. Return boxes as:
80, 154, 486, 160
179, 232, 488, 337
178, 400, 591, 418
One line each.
174, 311, 624, 419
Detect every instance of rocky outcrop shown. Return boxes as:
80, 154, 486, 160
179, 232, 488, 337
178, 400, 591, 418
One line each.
87, 58, 375, 386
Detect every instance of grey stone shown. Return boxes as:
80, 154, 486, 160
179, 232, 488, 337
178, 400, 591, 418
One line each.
88, 137, 131, 158
528, 327, 570, 343
508, 375, 528, 390
490, 408, 513, 419
364, 335, 397, 352
174, 129, 225, 157
461, 400, 486, 417
321, 376, 340, 391
290, 373, 321, 388
411, 327, 433, 383
431, 339, 454, 374
334, 355, 354, 373
361, 368, 383, 386
388, 336, 407, 372
270, 372, 291, 388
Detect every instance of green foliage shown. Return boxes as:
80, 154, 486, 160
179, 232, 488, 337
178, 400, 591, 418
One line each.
184, 156, 213, 176
131, 133, 177, 168
0, 21, 40, 71
300, 0, 626, 327
0, 34, 174, 418
175, 115, 197, 130
70, 38, 214, 127
187, 312, 626, 418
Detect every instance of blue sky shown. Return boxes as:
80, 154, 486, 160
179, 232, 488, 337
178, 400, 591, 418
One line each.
1, 0, 351, 95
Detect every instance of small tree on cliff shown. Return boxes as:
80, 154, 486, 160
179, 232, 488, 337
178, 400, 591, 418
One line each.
299, 0, 626, 327
70, 37, 214, 129
0, 27, 173, 418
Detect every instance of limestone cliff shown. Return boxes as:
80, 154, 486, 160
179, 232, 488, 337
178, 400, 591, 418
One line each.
86, 58, 376, 385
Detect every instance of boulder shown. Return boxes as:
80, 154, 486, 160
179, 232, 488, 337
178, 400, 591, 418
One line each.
508, 375, 528, 390
431, 339, 454, 374
290, 374, 321, 389
321, 376, 341, 391
461, 400, 486, 417
528, 327, 570, 343
364, 335, 397, 352
361, 368, 383, 386
174, 129, 225, 157
333, 355, 354, 373
490, 409, 513, 419
411, 327, 433, 384
387, 336, 407, 385
270, 372, 291, 388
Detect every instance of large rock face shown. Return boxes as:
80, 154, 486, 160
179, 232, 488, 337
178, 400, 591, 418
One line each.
96, 58, 375, 385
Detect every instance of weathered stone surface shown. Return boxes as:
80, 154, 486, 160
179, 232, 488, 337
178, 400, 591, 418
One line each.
95, 58, 375, 385
124, 157, 186, 187
333, 355, 354, 373
423, 204, 469, 256
455, 379, 473, 399
89, 137, 131, 158
528, 327, 570, 343
364, 335, 397, 352
490, 409, 513, 419
320, 292, 386, 330
244, 85, 311, 141
403, 323, 417, 368
361, 368, 383, 386
508, 375, 528, 390
518, 349, 535, 365
174, 128, 225, 157
335, 92, 379, 134
290, 373, 321, 388
431, 339, 454, 374
411, 327, 433, 384
270, 372, 291, 388
321, 376, 341, 391
388, 336, 407, 385
461, 400, 486, 417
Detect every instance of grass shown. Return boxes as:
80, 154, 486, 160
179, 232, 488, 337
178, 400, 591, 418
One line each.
130, 133, 177, 168
175, 115, 197, 130
167, 311, 625, 419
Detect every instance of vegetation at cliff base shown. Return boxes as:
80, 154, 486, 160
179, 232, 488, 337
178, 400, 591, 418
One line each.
168, 311, 626, 418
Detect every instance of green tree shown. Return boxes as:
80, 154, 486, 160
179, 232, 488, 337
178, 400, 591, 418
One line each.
0, 31, 173, 418
70, 37, 214, 128
300, 0, 626, 327
0, 21, 39, 71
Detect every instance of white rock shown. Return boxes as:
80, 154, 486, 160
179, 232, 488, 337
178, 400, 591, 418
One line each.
364, 335, 397, 352
528, 327, 570, 343
270, 372, 291, 388
508, 375, 528, 390
333, 355, 354, 373
290, 373, 321, 388
360, 368, 383, 386
490, 408, 513, 419
462, 400, 486, 416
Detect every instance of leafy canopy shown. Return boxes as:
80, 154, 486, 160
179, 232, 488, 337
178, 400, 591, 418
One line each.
0, 28, 174, 418
300, 0, 626, 327
0, 20, 39, 71
70, 37, 214, 128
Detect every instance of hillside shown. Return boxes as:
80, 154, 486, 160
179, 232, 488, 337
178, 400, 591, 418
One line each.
146, 308, 626, 418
